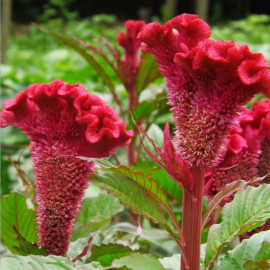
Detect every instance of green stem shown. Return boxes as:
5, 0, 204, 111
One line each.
181, 166, 205, 270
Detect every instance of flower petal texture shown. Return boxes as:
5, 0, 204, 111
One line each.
1, 80, 133, 255
138, 13, 270, 169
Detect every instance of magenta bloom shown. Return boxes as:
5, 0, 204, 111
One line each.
1, 80, 133, 255
138, 14, 270, 169
205, 98, 270, 199
117, 20, 145, 108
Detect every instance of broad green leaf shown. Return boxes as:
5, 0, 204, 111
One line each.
0, 255, 75, 270
86, 243, 135, 266
202, 180, 250, 229
71, 193, 124, 241
91, 167, 176, 238
212, 230, 270, 270
135, 53, 162, 93
112, 253, 165, 270
132, 160, 182, 200
1, 193, 38, 254
205, 184, 270, 268
103, 165, 173, 214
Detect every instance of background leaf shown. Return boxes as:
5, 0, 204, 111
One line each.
86, 243, 136, 266
135, 53, 162, 93
71, 193, 124, 241
0, 255, 75, 270
212, 230, 270, 270
112, 253, 165, 270
205, 184, 270, 268
1, 193, 38, 255
159, 254, 181, 270
36, 25, 116, 94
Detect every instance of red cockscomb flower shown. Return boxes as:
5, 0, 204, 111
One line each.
138, 14, 270, 169
1, 80, 133, 255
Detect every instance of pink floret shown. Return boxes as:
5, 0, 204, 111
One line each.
138, 13, 270, 169
1, 80, 133, 255
117, 20, 145, 96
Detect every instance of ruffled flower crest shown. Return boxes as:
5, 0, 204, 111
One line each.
138, 14, 270, 169
1, 80, 133, 255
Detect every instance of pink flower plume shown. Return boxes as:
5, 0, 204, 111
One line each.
1, 80, 133, 255
138, 13, 270, 169
117, 20, 145, 101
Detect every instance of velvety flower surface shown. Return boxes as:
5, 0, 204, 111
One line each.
138, 14, 270, 169
205, 99, 270, 199
1, 80, 133, 255
117, 20, 145, 97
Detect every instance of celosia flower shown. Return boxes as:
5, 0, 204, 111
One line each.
117, 20, 145, 108
1, 80, 133, 255
138, 14, 270, 169
205, 98, 270, 199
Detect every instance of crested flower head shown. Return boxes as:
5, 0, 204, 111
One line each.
138, 14, 270, 169
1, 80, 133, 255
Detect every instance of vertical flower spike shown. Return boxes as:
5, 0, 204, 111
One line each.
205, 98, 270, 199
138, 14, 270, 169
0, 80, 133, 255
117, 20, 145, 108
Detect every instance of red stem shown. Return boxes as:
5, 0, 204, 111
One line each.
181, 166, 205, 270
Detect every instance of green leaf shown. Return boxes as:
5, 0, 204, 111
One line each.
36, 25, 116, 94
202, 180, 250, 229
86, 243, 135, 266
131, 160, 182, 200
127, 101, 157, 130
212, 230, 270, 270
91, 166, 176, 238
1, 193, 38, 255
205, 184, 270, 268
159, 254, 181, 270
104, 166, 173, 214
71, 193, 124, 241
112, 253, 165, 270
136, 53, 162, 93
0, 255, 75, 270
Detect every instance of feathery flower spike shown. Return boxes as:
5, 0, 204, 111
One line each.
138, 13, 270, 169
1, 80, 133, 255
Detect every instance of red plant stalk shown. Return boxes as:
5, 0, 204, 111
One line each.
181, 166, 205, 270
